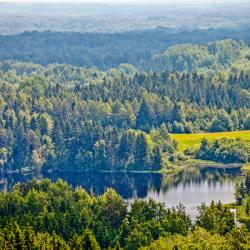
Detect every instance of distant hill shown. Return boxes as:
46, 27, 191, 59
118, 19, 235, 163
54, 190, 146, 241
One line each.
1, 29, 250, 70
149, 39, 250, 73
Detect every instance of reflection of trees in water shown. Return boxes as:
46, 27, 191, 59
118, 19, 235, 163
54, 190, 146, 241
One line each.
160, 167, 241, 194
0, 167, 241, 199
45, 172, 163, 199
0, 172, 43, 192
0, 171, 163, 199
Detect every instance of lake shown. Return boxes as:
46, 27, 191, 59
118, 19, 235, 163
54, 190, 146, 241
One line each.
0, 167, 242, 220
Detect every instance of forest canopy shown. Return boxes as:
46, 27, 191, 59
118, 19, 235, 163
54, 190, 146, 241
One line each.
0, 178, 249, 250
0, 4, 250, 249
0, 59, 249, 172
0, 30, 250, 70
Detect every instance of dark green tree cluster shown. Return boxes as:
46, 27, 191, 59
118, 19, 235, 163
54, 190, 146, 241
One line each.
0, 223, 100, 250
0, 178, 248, 249
235, 175, 250, 204
196, 138, 250, 163
196, 201, 235, 235
235, 175, 250, 229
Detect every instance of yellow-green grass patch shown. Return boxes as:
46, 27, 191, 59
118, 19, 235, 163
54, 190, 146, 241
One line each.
241, 164, 250, 172
170, 130, 250, 152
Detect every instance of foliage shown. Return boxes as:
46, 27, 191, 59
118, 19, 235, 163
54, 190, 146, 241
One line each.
196, 138, 250, 163
1, 30, 250, 70
150, 39, 248, 73
140, 226, 250, 250
196, 201, 235, 235
235, 175, 250, 229
0, 60, 249, 171
0, 179, 248, 249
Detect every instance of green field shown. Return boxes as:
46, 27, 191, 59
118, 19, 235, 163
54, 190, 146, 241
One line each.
242, 164, 250, 172
171, 130, 250, 152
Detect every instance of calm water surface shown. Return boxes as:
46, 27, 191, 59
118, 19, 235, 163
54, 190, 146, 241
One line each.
0, 167, 242, 219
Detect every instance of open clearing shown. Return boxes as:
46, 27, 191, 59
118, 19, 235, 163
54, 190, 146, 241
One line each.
171, 130, 250, 152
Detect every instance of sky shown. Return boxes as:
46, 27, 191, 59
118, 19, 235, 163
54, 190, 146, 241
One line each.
1, 0, 248, 4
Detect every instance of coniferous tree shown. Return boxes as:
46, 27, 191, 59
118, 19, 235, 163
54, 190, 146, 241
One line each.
134, 133, 148, 169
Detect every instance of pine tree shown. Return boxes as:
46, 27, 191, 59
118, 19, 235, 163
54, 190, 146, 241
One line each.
118, 132, 131, 164
94, 140, 107, 169
81, 229, 101, 250
245, 175, 250, 194
134, 133, 148, 169
172, 103, 185, 123
245, 202, 250, 216
136, 99, 154, 131
30, 116, 38, 131
151, 146, 162, 170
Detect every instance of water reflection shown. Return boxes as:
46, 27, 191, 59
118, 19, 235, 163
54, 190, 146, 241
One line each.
0, 167, 242, 218
0, 171, 163, 199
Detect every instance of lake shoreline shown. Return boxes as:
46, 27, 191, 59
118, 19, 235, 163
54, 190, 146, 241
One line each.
0, 160, 243, 176
176, 160, 243, 169
0, 167, 241, 226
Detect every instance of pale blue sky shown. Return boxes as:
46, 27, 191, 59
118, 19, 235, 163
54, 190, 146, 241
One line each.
1, 0, 248, 4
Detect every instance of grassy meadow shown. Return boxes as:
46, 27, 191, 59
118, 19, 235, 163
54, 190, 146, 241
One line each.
171, 130, 250, 152
242, 164, 250, 172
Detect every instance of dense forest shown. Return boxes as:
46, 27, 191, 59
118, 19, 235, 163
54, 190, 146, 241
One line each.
1, 29, 250, 70
0, 178, 249, 249
0, 2, 250, 249
0, 53, 249, 171
149, 39, 250, 73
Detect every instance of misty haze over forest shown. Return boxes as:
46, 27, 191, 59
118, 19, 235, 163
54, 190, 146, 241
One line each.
1, 1, 250, 34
